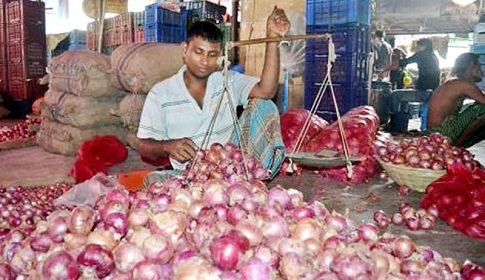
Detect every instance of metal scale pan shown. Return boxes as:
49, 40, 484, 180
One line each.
286, 150, 364, 168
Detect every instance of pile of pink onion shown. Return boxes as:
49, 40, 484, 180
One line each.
0, 117, 41, 143
0, 184, 70, 234
374, 203, 439, 231
375, 132, 480, 171
1, 142, 484, 279
183, 142, 270, 183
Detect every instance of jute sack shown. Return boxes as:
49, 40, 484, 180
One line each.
113, 94, 146, 130
42, 89, 126, 128
37, 119, 127, 156
48, 51, 119, 97
125, 130, 139, 151
110, 43, 183, 94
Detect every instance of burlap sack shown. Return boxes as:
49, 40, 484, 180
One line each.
125, 130, 139, 151
47, 51, 119, 97
113, 94, 146, 130
110, 43, 183, 94
36, 119, 126, 156
42, 89, 126, 128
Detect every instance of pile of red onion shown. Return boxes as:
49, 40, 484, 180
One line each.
375, 132, 480, 171
1, 169, 484, 279
183, 142, 270, 183
280, 108, 328, 153
373, 203, 438, 231
0, 184, 70, 234
0, 117, 41, 143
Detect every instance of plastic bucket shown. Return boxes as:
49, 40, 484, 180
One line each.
390, 112, 410, 133
371, 81, 392, 124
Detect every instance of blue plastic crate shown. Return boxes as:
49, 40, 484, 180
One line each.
307, 0, 371, 26
304, 82, 369, 122
185, 0, 226, 23
471, 43, 485, 54
145, 3, 187, 26
305, 52, 370, 87
306, 23, 371, 55
68, 29, 86, 44
144, 23, 186, 43
68, 42, 87, 51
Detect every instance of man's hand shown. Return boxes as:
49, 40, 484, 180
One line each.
166, 138, 198, 163
266, 6, 291, 38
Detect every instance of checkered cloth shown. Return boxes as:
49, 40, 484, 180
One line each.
426, 103, 485, 148
232, 99, 285, 179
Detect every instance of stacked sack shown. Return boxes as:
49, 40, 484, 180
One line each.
110, 43, 183, 150
37, 51, 127, 156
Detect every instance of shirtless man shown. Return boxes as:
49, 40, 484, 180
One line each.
426, 52, 485, 148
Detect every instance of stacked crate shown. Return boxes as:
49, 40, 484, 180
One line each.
4, 0, 47, 115
305, 0, 372, 122
133, 11, 144, 43
0, 2, 7, 97
144, 3, 187, 43
87, 12, 134, 52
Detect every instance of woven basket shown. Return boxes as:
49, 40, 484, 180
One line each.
377, 159, 447, 192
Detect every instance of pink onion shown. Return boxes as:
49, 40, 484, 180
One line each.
203, 179, 230, 206
41, 250, 80, 280
239, 257, 271, 280
47, 216, 69, 243
128, 208, 149, 229
268, 186, 291, 209
149, 210, 187, 243
226, 181, 251, 205
104, 212, 129, 237
152, 193, 172, 213
142, 234, 174, 264
392, 236, 416, 259
113, 242, 145, 273
86, 229, 117, 250
357, 223, 380, 243
235, 220, 263, 247
68, 205, 95, 236
292, 218, 323, 242
77, 244, 116, 278
330, 251, 376, 279
262, 216, 289, 239
209, 236, 245, 271
132, 260, 164, 280
0, 263, 16, 280
325, 213, 349, 231
64, 233, 88, 251
29, 233, 52, 253
227, 204, 248, 225
293, 206, 315, 221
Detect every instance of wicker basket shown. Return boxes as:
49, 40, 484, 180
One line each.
377, 159, 447, 192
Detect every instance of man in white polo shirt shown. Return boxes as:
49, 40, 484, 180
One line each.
137, 6, 290, 179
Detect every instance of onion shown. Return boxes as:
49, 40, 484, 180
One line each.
152, 193, 172, 213
239, 257, 272, 280
41, 250, 80, 280
104, 212, 129, 237
253, 246, 279, 269
392, 236, 416, 259
77, 244, 116, 278
64, 233, 88, 251
357, 223, 380, 243
391, 213, 403, 225
47, 216, 69, 243
68, 205, 95, 236
280, 252, 309, 279
149, 210, 187, 243
209, 236, 245, 271
325, 213, 349, 232
10, 246, 36, 275
268, 186, 291, 209
400, 259, 424, 275
29, 233, 52, 253
262, 216, 289, 239
100, 201, 129, 221
0, 263, 16, 280
128, 208, 149, 229
226, 181, 251, 205
203, 179, 230, 206
132, 260, 164, 280
113, 242, 146, 273
227, 204, 248, 225
330, 251, 376, 279
86, 229, 117, 250
235, 220, 263, 247
142, 234, 174, 264
292, 218, 323, 242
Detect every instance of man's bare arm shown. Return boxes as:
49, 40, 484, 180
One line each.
138, 138, 197, 163
463, 81, 485, 104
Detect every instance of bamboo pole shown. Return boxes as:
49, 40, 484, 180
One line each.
97, 0, 107, 53
226, 33, 330, 49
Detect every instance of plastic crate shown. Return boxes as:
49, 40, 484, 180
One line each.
471, 43, 485, 54
306, 0, 371, 26
306, 23, 371, 55
145, 4, 186, 26
304, 82, 369, 122
134, 11, 145, 28
144, 23, 186, 43
185, 0, 226, 23
134, 27, 144, 43
8, 60, 45, 80
6, 0, 44, 23
7, 78, 45, 101
306, 52, 370, 87
0, 64, 7, 95
119, 25, 134, 45
7, 41, 45, 64
114, 12, 133, 29
69, 29, 86, 45
68, 42, 87, 51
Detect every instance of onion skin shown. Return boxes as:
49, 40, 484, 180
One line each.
77, 244, 116, 278
41, 250, 80, 280
68, 205, 95, 236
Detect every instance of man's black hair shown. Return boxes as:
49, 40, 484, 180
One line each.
375, 30, 385, 38
417, 38, 433, 52
186, 21, 223, 44
452, 52, 480, 77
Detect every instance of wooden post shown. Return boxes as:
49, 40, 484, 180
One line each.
97, 0, 107, 53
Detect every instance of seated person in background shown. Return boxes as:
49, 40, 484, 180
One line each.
426, 52, 485, 148
137, 7, 290, 181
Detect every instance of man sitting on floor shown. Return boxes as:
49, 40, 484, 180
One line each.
426, 52, 485, 148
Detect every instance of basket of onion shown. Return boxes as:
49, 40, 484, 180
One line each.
374, 133, 479, 192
